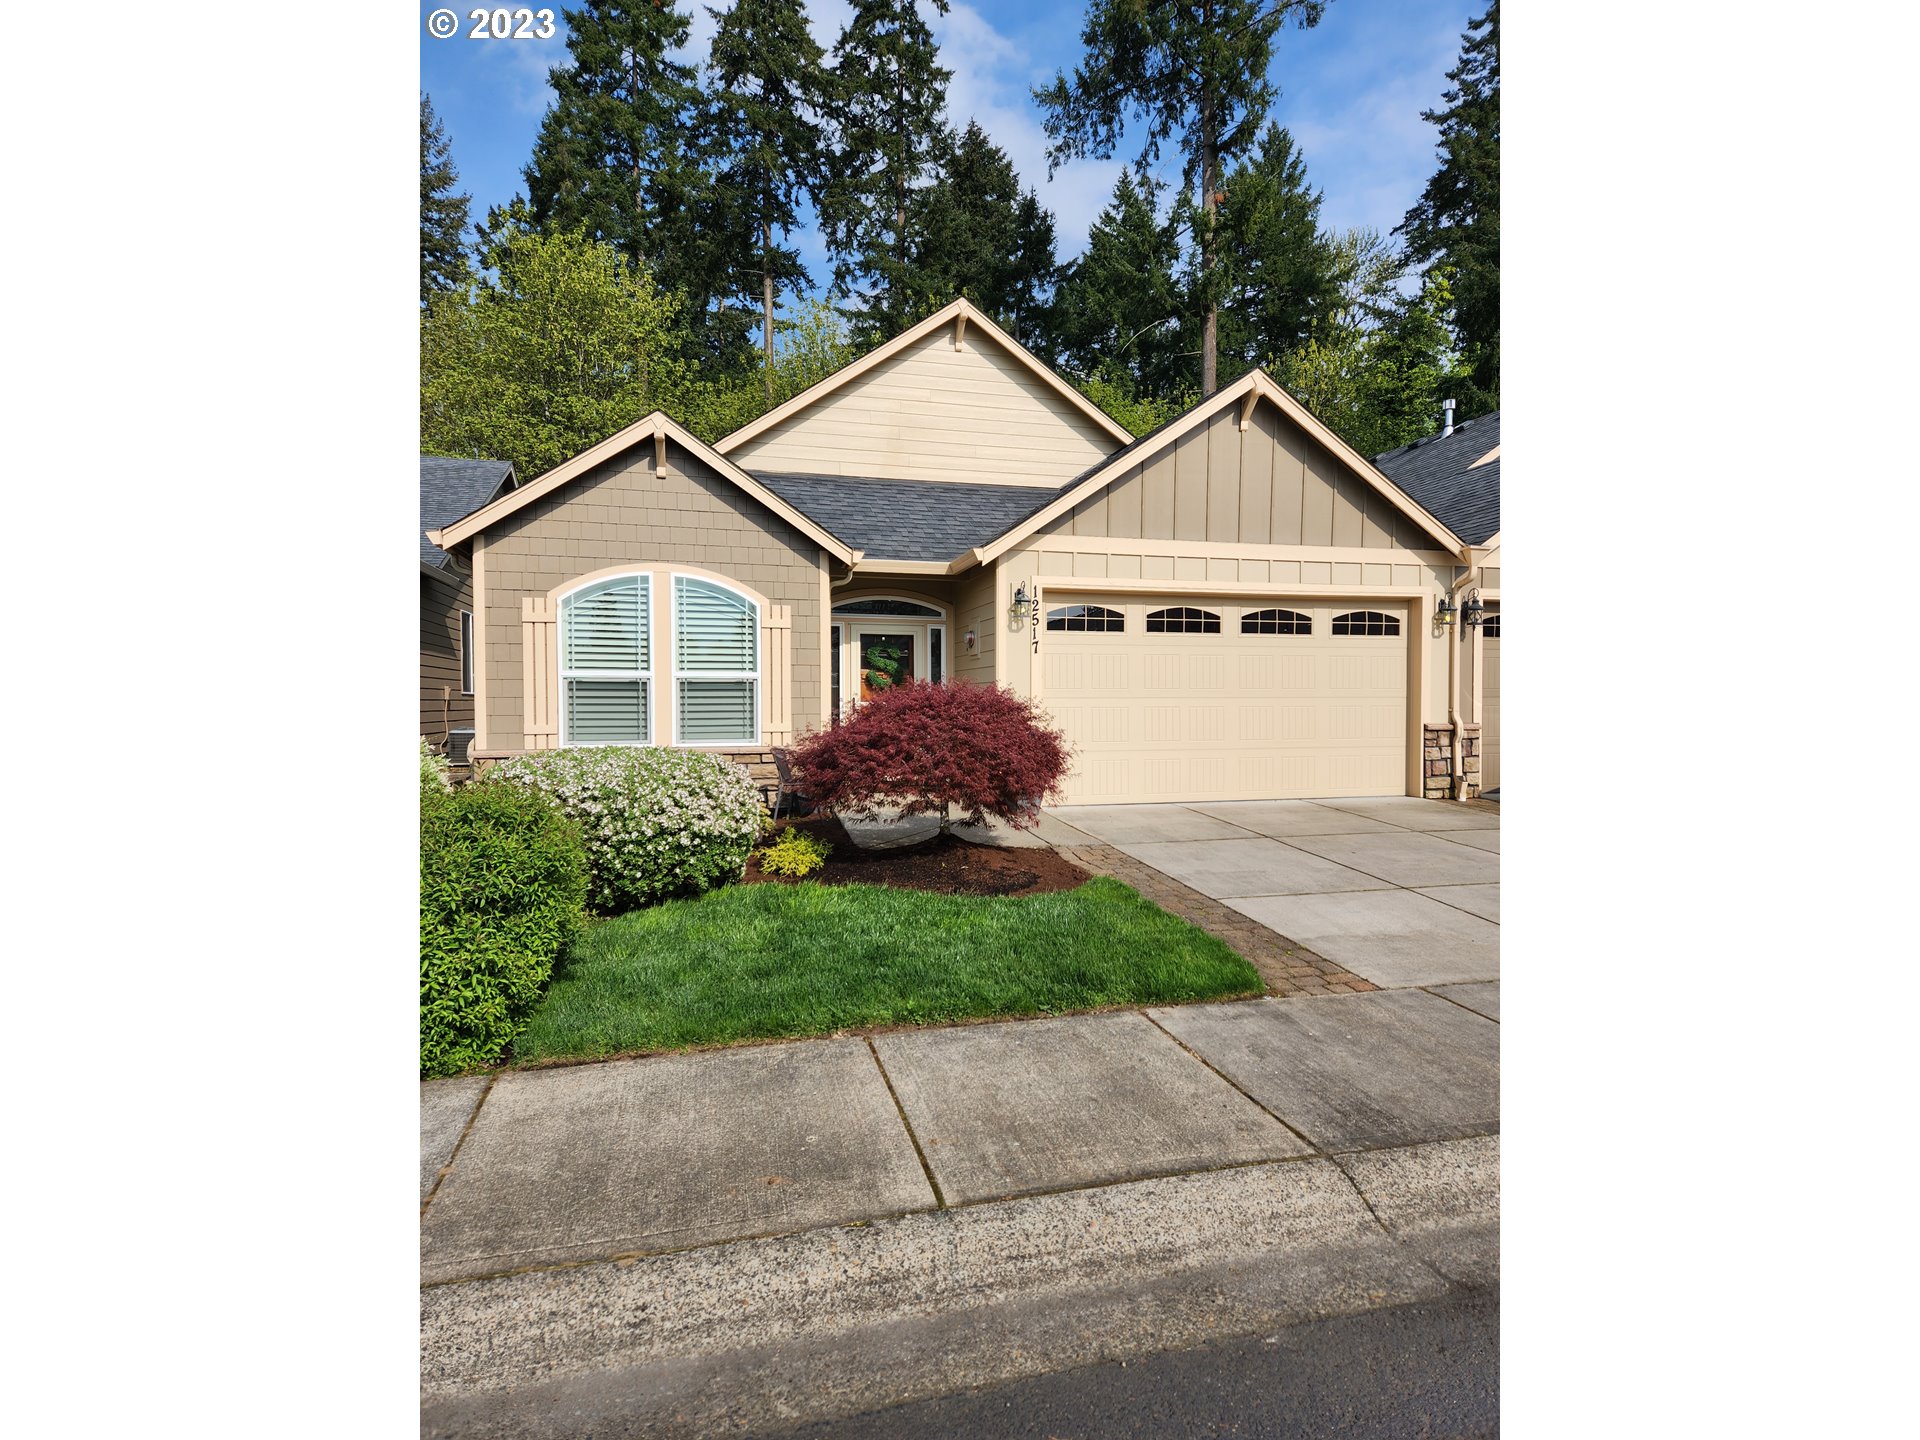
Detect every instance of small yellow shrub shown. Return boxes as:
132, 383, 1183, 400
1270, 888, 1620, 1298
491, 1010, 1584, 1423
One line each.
759, 829, 833, 878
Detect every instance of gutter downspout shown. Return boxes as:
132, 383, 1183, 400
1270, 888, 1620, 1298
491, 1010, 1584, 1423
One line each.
1445, 551, 1482, 800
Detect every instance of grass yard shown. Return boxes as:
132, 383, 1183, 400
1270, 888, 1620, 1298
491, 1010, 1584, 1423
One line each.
513, 876, 1263, 1063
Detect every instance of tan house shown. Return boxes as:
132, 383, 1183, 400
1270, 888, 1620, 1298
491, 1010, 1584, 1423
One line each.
426, 299, 1502, 805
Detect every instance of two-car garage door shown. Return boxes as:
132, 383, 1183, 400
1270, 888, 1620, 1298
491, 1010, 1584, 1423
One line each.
1041, 595, 1409, 805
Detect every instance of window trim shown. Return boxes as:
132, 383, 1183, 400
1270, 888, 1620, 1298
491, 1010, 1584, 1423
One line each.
1144, 605, 1222, 635
1240, 607, 1311, 636
1046, 603, 1126, 633
1330, 609, 1402, 637
671, 571, 762, 748
558, 573, 653, 748
459, 610, 474, 693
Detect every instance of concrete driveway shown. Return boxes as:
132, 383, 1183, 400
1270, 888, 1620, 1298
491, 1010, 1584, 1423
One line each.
1046, 797, 1498, 991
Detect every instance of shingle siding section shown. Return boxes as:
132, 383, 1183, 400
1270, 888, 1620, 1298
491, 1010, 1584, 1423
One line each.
753, 472, 1060, 561
1372, 413, 1501, 545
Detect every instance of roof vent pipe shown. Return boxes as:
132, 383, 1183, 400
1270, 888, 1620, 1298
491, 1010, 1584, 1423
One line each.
1441, 398, 1456, 438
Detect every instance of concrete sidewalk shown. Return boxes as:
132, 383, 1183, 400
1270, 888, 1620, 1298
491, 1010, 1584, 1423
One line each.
422, 987, 1498, 1435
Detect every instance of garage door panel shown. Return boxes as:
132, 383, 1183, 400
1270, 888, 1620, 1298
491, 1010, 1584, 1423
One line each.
1044, 595, 1409, 804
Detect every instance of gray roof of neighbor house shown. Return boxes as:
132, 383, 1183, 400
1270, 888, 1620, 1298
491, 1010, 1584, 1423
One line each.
1372, 413, 1500, 546
421, 455, 516, 567
753, 472, 1062, 561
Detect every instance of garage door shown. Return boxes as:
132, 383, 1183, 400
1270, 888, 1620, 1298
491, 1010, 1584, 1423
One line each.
1480, 614, 1499, 790
1041, 596, 1409, 804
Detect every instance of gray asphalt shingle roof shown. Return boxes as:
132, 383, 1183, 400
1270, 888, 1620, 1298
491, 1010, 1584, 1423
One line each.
1372, 413, 1500, 545
421, 455, 515, 567
753, 472, 1063, 561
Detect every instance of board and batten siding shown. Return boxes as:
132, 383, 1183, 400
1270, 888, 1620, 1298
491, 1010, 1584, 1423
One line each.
420, 566, 474, 744
480, 438, 826, 753
726, 327, 1117, 486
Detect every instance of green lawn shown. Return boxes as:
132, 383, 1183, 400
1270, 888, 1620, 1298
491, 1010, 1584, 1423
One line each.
513, 877, 1262, 1063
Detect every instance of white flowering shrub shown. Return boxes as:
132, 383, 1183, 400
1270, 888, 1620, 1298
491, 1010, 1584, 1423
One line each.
420, 737, 451, 801
490, 747, 765, 912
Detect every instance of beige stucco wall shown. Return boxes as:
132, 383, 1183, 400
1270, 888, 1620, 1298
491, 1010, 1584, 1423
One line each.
478, 438, 826, 753
420, 566, 474, 744
727, 327, 1117, 486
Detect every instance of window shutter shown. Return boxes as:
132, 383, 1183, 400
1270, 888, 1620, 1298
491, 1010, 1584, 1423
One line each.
764, 604, 791, 745
521, 596, 557, 749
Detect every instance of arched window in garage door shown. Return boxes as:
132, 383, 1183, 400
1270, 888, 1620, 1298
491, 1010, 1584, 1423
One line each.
1145, 606, 1221, 634
1047, 604, 1125, 632
1331, 610, 1401, 637
1241, 608, 1312, 635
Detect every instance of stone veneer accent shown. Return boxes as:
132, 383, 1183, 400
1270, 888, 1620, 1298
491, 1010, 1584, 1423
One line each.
1423, 723, 1482, 801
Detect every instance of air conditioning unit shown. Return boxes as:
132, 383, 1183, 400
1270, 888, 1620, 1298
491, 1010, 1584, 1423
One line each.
447, 730, 475, 766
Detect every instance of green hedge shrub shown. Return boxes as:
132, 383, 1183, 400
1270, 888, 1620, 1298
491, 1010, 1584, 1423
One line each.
421, 780, 589, 1077
490, 747, 766, 912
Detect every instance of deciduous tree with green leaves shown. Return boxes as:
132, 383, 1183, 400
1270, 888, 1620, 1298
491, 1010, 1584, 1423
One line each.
420, 214, 692, 481
1398, 1, 1498, 410
820, 0, 954, 345
420, 94, 471, 301
706, 0, 832, 395
1036, 0, 1332, 396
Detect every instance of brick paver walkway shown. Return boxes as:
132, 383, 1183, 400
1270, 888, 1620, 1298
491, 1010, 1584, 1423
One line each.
1057, 844, 1379, 999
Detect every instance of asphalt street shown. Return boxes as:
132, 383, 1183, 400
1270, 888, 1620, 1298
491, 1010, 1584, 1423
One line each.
764, 1292, 1499, 1440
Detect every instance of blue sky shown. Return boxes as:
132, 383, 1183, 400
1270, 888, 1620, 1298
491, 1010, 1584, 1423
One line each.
420, 0, 1478, 292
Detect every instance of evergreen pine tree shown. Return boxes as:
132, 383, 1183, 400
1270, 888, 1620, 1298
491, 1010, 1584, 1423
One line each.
1048, 168, 1186, 398
910, 120, 1060, 349
523, 3, 739, 353
820, 0, 954, 345
706, 0, 831, 394
1036, 0, 1331, 396
1214, 122, 1344, 383
420, 94, 471, 301
1397, 1, 1498, 408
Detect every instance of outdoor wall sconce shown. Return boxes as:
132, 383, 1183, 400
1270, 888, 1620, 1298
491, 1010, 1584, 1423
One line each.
1461, 590, 1486, 628
1009, 584, 1033, 622
1433, 592, 1457, 634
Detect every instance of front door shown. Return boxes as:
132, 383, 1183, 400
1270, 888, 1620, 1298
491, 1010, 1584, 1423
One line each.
858, 632, 917, 700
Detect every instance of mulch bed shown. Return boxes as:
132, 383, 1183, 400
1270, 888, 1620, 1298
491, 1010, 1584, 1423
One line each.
742, 814, 1090, 899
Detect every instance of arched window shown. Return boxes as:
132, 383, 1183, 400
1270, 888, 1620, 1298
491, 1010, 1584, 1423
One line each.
831, 598, 943, 618
1047, 604, 1125, 632
674, 575, 760, 745
560, 575, 652, 745
1481, 614, 1501, 639
1331, 610, 1400, 637
1242, 608, 1311, 635
1145, 606, 1221, 634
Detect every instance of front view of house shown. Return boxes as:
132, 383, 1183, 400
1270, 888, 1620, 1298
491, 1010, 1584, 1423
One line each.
426, 299, 1501, 805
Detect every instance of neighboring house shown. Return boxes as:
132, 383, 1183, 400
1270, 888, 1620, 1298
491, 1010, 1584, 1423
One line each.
1374, 411, 1501, 791
421, 455, 517, 762
427, 299, 1503, 804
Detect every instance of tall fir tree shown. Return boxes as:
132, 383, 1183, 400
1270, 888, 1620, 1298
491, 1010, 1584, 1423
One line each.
1214, 122, 1344, 383
1048, 167, 1187, 399
523, 3, 742, 356
420, 94, 471, 301
1036, 0, 1331, 396
706, 0, 831, 394
1397, 1, 1498, 410
819, 0, 954, 345
910, 120, 1059, 349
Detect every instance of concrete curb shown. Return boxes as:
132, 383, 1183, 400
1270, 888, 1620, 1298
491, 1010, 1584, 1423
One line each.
421, 1136, 1498, 1438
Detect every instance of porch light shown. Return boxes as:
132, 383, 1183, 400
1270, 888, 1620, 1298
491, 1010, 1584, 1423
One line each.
1010, 584, 1033, 621
1434, 593, 1457, 632
1461, 590, 1486, 628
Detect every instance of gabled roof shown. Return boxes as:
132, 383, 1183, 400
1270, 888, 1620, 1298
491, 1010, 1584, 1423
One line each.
421, 455, 515, 568
713, 297, 1135, 456
973, 368, 1469, 565
755, 473, 1059, 563
425, 412, 860, 565
1372, 413, 1501, 546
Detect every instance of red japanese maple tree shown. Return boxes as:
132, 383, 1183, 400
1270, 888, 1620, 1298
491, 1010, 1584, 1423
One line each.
788, 681, 1071, 833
